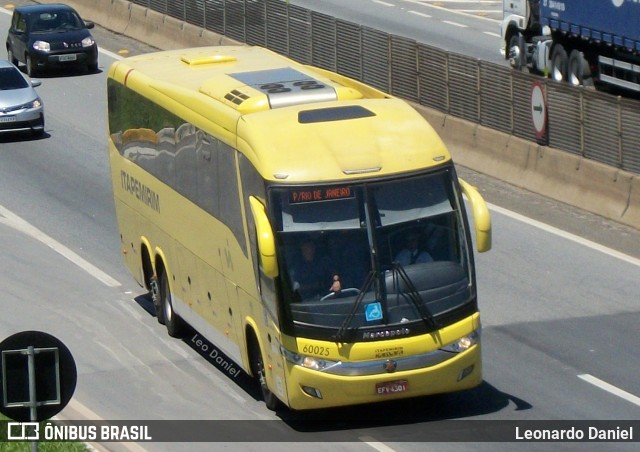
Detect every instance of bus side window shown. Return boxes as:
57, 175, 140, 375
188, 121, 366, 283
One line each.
218, 142, 245, 255
156, 127, 176, 189
174, 123, 198, 202
196, 131, 220, 217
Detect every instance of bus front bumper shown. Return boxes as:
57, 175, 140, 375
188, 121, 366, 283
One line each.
283, 343, 482, 410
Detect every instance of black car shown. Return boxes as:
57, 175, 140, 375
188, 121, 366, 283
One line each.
5, 3, 98, 76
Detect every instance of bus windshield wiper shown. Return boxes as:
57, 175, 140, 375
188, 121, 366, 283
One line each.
333, 270, 377, 343
389, 262, 439, 330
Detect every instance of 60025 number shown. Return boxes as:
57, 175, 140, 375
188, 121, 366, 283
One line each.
302, 344, 330, 356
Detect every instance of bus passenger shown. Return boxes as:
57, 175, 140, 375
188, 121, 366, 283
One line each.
395, 231, 433, 266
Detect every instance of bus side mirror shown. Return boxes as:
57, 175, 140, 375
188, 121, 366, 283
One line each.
458, 178, 492, 253
249, 196, 279, 278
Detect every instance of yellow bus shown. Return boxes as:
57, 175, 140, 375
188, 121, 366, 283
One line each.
107, 45, 491, 411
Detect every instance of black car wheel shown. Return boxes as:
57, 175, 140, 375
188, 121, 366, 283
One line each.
26, 56, 38, 77
31, 116, 45, 138
7, 48, 18, 66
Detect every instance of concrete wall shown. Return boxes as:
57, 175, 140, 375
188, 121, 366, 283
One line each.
418, 106, 640, 229
65, 0, 639, 230
66, 0, 243, 48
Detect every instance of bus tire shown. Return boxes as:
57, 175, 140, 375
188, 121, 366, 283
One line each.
249, 335, 280, 411
149, 275, 165, 324
160, 270, 185, 338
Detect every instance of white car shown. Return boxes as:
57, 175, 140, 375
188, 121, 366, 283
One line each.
0, 59, 44, 137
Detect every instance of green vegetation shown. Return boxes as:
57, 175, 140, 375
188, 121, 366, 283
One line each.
0, 415, 89, 452
0, 443, 87, 452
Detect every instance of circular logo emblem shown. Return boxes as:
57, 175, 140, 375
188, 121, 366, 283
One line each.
383, 359, 397, 373
0, 331, 77, 422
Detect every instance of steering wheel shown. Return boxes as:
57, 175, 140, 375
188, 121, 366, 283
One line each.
320, 288, 360, 301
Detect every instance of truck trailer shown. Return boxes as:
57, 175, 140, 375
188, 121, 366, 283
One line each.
501, 0, 640, 92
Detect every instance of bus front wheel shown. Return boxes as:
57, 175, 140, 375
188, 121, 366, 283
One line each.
249, 336, 280, 411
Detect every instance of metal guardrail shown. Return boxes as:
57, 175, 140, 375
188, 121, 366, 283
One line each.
128, 0, 640, 175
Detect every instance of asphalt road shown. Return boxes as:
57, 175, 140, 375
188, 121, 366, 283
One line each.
288, 0, 505, 63
1, 2, 639, 451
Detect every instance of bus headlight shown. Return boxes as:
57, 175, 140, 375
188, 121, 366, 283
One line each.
440, 329, 480, 353
281, 347, 341, 371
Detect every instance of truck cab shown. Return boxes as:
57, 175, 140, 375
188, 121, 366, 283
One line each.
501, 0, 551, 76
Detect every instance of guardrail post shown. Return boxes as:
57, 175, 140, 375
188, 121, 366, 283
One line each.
617, 96, 623, 168
579, 91, 585, 157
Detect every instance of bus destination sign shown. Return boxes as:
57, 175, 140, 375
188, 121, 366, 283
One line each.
289, 186, 354, 204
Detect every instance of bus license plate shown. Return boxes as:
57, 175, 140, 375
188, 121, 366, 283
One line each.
376, 380, 408, 395
59, 54, 77, 62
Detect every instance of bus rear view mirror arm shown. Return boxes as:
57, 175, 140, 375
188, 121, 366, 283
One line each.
249, 196, 279, 278
459, 178, 492, 253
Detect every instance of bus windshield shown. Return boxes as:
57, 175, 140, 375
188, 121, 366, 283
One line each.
270, 167, 474, 342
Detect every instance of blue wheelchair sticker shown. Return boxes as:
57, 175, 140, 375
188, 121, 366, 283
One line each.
365, 302, 383, 322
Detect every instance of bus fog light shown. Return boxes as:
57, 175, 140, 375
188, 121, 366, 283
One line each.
457, 365, 474, 382
301, 386, 323, 399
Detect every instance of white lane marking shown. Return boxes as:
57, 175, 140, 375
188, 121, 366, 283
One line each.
372, 0, 396, 6
402, 0, 501, 23
0, 205, 121, 287
442, 20, 467, 28
578, 374, 640, 407
100, 48, 125, 61
422, 0, 499, 3
408, 10, 432, 18
59, 399, 147, 452
484, 31, 501, 37
359, 436, 398, 452
488, 203, 640, 268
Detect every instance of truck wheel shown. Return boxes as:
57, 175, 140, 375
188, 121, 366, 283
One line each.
568, 50, 594, 87
550, 45, 568, 82
508, 34, 527, 70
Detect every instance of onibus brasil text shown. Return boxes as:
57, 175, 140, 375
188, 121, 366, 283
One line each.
7, 422, 152, 441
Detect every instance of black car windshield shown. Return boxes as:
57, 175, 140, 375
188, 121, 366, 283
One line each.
29, 11, 84, 32
0, 67, 28, 90
270, 168, 474, 341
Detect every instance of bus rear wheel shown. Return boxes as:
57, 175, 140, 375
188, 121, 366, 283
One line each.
149, 275, 165, 325
159, 270, 185, 338
249, 336, 280, 411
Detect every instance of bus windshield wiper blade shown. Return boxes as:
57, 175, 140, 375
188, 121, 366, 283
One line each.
390, 263, 439, 330
333, 270, 377, 343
